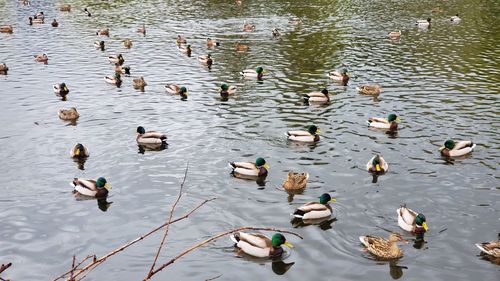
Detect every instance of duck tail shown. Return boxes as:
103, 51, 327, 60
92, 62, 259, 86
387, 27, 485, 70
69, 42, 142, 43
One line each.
230, 233, 240, 244
292, 209, 305, 218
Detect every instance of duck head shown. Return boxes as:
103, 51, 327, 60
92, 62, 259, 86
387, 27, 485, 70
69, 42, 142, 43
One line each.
256, 66, 264, 74
427, 18, 432, 23
372, 155, 382, 172
319, 193, 336, 204
321, 88, 329, 97
415, 213, 429, 231
307, 125, 320, 135
137, 126, 146, 134
221, 83, 229, 91
61, 82, 68, 92
74, 143, 85, 156
96, 177, 111, 190
440, 139, 455, 151
255, 157, 269, 169
271, 233, 293, 248
29, 17, 33, 25
99, 40, 105, 50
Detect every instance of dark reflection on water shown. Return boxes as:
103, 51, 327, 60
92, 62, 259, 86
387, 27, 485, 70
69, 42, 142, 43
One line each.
0, 0, 499, 280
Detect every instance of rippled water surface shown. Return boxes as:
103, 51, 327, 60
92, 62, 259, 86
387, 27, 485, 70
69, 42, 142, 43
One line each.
1, 0, 499, 280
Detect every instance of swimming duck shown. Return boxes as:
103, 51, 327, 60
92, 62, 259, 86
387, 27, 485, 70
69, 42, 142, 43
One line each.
176, 35, 187, 44
450, 14, 461, 22
397, 204, 428, 235
0, 63, 9, 72
53, 83, 69, 95
136, 126, 167, 146
292, 193, 336, 220
94, 40, 105, 51
70, 143, 89, 158
282, 171, 309, 190
137, 24, 146, 34
303, 89, 330, 103
165, 84, 188, 98
230, 157, 269, 178
96, 28, 109, 36
328, 69, 349, 85
272, 28, 281, 37
439, 140, 475, 157
243, 21, 255, 31
0, 25, 13, 33
240, 66, 264, 79
357, 84, 381, 96
28, 16, 44, 25
366, 154, 388, 174
416, 18, 431, 27
104, 73, 122, 86
59, 4, 71, 12
35, 12, 45, 20
114, 63, 131, 75
133, 76, 147, 88
108, 54, 124, 65
84, 8, 91, 17
367, 113, 400, 130
235, 42, 249, 52
72, 177, 110, 198
220, 83, 237, 99
51, 19, 59, 27
58, 107, 79, 120
198, 54, 213, 67
289, 17, 303, 25
206, 38, 220, 47
287, 125, 320, 143
179, 44, 192, 56
359, 233, 405, 260
230, 232, 293, 259
388, 30, 401, 39
34, 54, 48, 62
123, 39, 133, 48
476, 240, 500, 258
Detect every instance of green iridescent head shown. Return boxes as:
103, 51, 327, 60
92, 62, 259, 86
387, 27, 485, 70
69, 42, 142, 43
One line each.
319, 193, 336, 204
388, 114, 397, 122
256, 66, 263, 73
341, 68, 348, 74
179, 86, 187, 94
271, 233, 289, 247
137, 126, 145, 134
96, 177, 107, 188
444, 140, 455, 150
221, 83, 229, 90
373, 155, 381, 165
307, 125, 319, 135
255, 157, 266, 167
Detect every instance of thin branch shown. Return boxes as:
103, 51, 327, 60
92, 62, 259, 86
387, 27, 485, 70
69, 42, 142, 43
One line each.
69, 255, 75, 281
205, 273, 223, 281
146, 226, 303, 279
0, 263, 12, 274
146, 163, 189, 279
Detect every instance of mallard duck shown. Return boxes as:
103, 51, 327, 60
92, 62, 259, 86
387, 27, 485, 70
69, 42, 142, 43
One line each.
96, 28, 109, 36
243, 21, 255, 31
28, 15, 44, 25
206, 38, 220, 47
137, 24, 146, 34
366, 154, 388, 174
359, 233, 405, 260
287, 125, 320, 143
108, 54, 124, 65
59, 4, 71, 12
272, 28, 281, 37
176, 35, 187, 44
179, 44, 192, 56
72, 177, 110, 198
230, 232, 293, 258
58, 107, 79, 120
0, 25, 13, 33
388, 30, 401, 39
282, 171, 309, 190
198, 54, 213, 67
123, 39, 133, 48
450, 14, 461, 22
104, 73, 122, 86
94, 40, 105, 51
136, 126, 167, 146
289, 17, 303, 25
220, 83, 237, 98
53, 83, 69, 95
439, 140, 475, 157
367, 113, 400, 130
70, 143, 89, 158
165, 84, 188, 97
0, 63, 9, 72
357, 84, 381, 95
84, 8, 91, 17
34, 53, 48, 62
328, 69, 349, 85
397, 204, 428, 235
476, 240, 500, 258
240, 66, 264, 79
293, 193, 336, 220
133, 76, 147, 88
416, 18, 431, 27
230, 157, 269, 178
114, 64, 131, 75
303, 89, 330, 103
235, 42, 249, 52
35, 12, 45, 20
51, 19, 59, 27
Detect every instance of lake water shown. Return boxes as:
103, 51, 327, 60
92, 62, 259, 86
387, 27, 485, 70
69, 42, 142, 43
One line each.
0, 0, 499, 280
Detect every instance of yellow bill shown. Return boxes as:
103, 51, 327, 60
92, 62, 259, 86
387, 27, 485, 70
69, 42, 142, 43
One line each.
396, 117, 401, 122
422, 222, 428, 231
75, 148, 80, 155
329, 197, 337, 202
375, 164, 381, 172
284, 241, 294, 248
104, 183, 111, 190
263, 163, 270, 169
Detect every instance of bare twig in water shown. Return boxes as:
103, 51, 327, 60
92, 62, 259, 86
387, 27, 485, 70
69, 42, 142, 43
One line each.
146, 163, 189, 279
205, 273, 223, 281
0, 263, 12, 274
69, 255, 75, 281
52, 197, 215, 281
145, 226, 303, 279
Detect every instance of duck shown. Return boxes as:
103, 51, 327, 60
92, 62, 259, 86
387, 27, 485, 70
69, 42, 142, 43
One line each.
359, 233, 405, 260
137, 24, 146, 34
367, 113, 400, 130
104, 73, 122, 86
357, 84, 381, 96
206, 38, 220, 47
230, 157, 269, 179
289, 17, 303, 25
366, 154, 388, 174
235, 42, 249, 52
287, 125, 320, 143
0, 25, 13, 33
476, 240, 500, 258
165, 84, 188, 98
397, 204, 428, 235
243, 21, 255, 31
292, 193, 336, 220
450, 14, 461, 22
133, 76, 147, 88
114, 63, 131, 75
53, 83, 69, 95
328, 69, 349, 85
198, 54, 213, 67
84, 8, 91, 17
176, 35, 187, 44
416, 18, 431, 27
94, 40, 105, 51
179, 44, 192, 56
0, 63, 9, 72
439, 140, 475, 157
303, 89, 330, 103
108, 54, 124, 65
220, 83, 237, 99
123, 39, 133, 48
230, 232, 293, 258
282, 171, 309, 190
388, 30, 401, 39
51, 19, 59, 27
35, 12, 45, 20
28, 16, 44, 25
136, 126, 167, 146
59, 4, 71, 11
70, 143, 90, 158
58, 107, 79, 120
72, 177, 110, 198
240, 66, 264, 79
96, 28, 109, 36
34, 54, 48, 62
272, 28, 281, 37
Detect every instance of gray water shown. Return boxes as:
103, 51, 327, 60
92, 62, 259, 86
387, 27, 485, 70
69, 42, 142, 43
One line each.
0, 0, 499, 280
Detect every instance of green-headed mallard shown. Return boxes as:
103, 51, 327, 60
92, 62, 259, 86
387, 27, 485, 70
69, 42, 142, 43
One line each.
70, 143, 89, 158
0, 25, 13, 33
165, 84, 188, 99
59, 4, 71, 12
439, 140, 475, 157
51, 19, 59, 27
416, 18, 431, 27
136, 126, 167, 146
104, 73, 122, 86
303, 89, 330, 103
72, 177, 110, 198
108, 54, 124, 65
328, 69, 349, 85
34, 53, 48, 62
397, 204, 428, 234
0, 63, 9, 72
133, 76, 147, 88
292, 193, 336, 220
220, 83, 237, 99
282, 171, 309, 190
94, 40, 105, 51
96, 28, 109, 36
450, 14, 461, 22
230, 232, 293, 258
29, 16, 44, 25
53, 83, 69, 95
367, 113, 400, 130
388, 30, 401, 39
114, 64, 131, 76
206, 38, 220, 47
359, 233, 405, 260
240, 66, 264, 79
179, 44, 192, 56
357, 84, 381, 96
58, 107, 79, 120
243, 21, 255, 32
476, 240, 500, 258
235, 41, 249, 52
366, 154, 388, 174
287, 125, 320, 143
198, 54, 213, 67
230, 157, 269, 179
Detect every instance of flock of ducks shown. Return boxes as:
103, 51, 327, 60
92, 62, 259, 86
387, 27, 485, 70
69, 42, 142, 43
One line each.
1, 1, 498, 270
